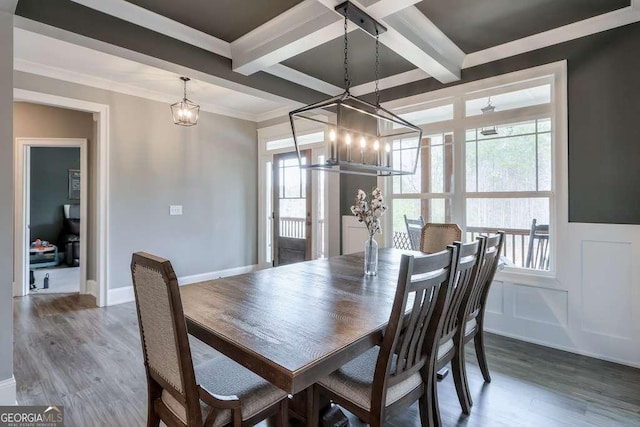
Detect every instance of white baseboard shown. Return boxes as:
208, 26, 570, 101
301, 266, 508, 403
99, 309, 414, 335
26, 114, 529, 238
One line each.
86, 279, 99, 299
0, 376, 17, 405
107, 264, 261, 306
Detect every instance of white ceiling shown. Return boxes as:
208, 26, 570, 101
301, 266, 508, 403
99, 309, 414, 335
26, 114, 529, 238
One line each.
13, 27, 291, 122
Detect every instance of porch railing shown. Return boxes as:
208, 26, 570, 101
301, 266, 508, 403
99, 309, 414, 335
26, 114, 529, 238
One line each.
393, 226, 540, 269
279, 217, 306, 239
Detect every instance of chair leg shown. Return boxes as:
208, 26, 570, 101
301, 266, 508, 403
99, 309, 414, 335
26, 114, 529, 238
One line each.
146, 379, 161, 427
452, 341, 472, 414
474, 325, 491, 383
431, 372, 442, 427
419, 388, 431, 427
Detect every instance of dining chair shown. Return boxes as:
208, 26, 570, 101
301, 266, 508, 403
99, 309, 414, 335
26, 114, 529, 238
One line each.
130, 252, 288, 427
525, 219, 549, 270
308, 247, 459, 427
453, 232, 505, 413
432, 239, 482, 425
420, 223, 462, 254
404, 214, 425, 251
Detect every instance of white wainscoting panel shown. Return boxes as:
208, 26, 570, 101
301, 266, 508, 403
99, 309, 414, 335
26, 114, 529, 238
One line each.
485, 223, 640, 368
581, 240, 633, 340
513, 284, 568, 327
485, 281, 504, 315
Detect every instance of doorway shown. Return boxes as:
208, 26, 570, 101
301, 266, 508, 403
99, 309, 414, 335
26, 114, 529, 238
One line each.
15, 138, 88, 297
272, 150, 312, 266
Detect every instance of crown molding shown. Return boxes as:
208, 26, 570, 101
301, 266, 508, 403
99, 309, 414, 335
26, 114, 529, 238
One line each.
463, 5, 640, 69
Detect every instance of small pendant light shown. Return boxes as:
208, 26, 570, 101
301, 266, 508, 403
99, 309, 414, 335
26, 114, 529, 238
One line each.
171, 77, 200, 126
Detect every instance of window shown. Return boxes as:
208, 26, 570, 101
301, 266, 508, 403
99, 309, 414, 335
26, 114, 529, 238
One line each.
389, 76, 557, 273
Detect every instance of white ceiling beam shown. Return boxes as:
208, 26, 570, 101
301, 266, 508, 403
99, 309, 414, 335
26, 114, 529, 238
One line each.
231, 0, 422, 76
463, 5, 640, 69
14, 17, 300, 109
231, 0, 344, 76
264, 64, 343, 96
380, 7, 464, 83
350, 68, 429, 96
0, 0, 18, 13
68, 0, 231, 58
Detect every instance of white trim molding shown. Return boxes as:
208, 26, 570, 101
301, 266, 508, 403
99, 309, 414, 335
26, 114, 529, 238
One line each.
107, 264, 262, 306
68, 0, 231, 58
463, 5, 640, 69
13, 89, 111, 308
0, 376, 17, 405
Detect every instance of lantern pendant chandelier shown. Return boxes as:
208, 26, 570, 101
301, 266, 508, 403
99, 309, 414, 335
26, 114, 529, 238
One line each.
171, 77, 200, 126
289, 1, 422, 176
480, 97, 498, 136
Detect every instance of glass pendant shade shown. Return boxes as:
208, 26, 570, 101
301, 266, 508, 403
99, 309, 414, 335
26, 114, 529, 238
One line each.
171, 77, 200, 126
290, 92, 422, 176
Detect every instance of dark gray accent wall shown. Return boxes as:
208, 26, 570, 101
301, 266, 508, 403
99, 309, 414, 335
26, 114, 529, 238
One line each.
29, 147, 80, 243
378, 22, 640, 225
15, 0, 326, 105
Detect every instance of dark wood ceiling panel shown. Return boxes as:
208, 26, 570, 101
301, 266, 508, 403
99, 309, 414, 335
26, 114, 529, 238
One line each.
416, 0, 630, 53
125, 0, 304, 42
282, 29, 416, 88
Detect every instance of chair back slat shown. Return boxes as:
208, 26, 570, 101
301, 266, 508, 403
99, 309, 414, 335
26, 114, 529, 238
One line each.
374, 247, 457, 401
404, 215, 425, 251
439, 240, 481, 343
526, 219, 549, 270
131, 252, 202, 425
420, 223, 462, 254
466, 232, 505, 320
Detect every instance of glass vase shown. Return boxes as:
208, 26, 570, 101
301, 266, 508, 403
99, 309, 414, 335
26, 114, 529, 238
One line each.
364, 235, 378, 276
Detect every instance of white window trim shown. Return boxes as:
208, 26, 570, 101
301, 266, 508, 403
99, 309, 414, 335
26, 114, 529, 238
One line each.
381, 61, 568, 284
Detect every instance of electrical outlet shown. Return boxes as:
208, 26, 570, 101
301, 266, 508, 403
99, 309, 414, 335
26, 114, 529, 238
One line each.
169, 205, 183, 216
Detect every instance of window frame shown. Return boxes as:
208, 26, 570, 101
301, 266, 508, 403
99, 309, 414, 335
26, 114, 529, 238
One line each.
381, 62, 567, 281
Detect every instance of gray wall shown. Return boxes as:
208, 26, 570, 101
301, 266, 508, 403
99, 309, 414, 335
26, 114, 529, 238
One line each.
0, 10, 13, 393
29, 147, 80, 243
14, 102, 95, 275
14, 71, 259, 290
378, 22, 640, 225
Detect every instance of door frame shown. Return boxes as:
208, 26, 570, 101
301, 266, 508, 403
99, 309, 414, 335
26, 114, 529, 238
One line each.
272, 149, 312, 266
13, 89, 110, 307
257, 123, 333, 267
15, 138, 88, 297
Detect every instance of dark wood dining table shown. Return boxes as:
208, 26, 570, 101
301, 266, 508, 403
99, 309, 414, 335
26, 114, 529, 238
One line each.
180, 248, 415, 395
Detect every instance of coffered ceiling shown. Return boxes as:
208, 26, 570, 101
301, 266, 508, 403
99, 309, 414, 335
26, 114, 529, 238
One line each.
12, 0, 640, 122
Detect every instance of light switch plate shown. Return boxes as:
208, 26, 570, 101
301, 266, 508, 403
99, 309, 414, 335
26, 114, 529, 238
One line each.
169, 205, 183, 216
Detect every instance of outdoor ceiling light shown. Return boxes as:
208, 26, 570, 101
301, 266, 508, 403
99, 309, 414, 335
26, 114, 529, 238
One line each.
480, 97, 498, 136
171, 77, 200, 126
289, 1, 422, 176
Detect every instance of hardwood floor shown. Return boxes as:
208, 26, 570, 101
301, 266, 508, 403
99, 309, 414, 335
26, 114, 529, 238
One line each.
14, 293, 640, 426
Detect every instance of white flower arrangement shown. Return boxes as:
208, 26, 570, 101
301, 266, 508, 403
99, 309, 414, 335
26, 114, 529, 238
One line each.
350, 187, 388, 237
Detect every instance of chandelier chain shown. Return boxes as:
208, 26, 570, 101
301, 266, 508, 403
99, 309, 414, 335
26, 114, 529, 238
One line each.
183, 79, 187, 100
375, 31, 380, 107
343, 8, 351, 92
